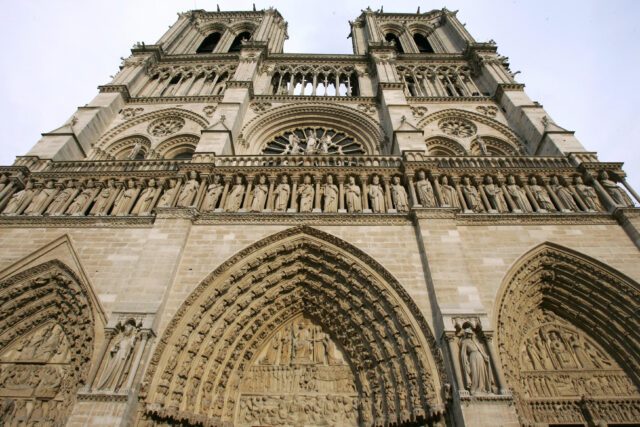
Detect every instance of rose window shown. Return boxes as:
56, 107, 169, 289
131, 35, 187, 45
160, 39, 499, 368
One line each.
262, 127, 366, 155
148, 117, 185, 137
438, 118, 477, 137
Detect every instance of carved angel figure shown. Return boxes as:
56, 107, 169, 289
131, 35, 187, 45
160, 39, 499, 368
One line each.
369, 175, 385, 213
459, 328, 493, 394
274, 176, 291, 212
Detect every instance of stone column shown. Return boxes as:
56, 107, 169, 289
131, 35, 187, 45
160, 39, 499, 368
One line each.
444, 333, 464, 393
217, 176, 231, 212
360, 175, 371, 213
484, 334, 508, 395
313, 174, 322, 213
241, 175, 254, 212
432, 173, 444, 207
288, 175, 299, 212
337, 175, 346, 213
265, 175, 276, 212
383, 176, 394, 213
587, 172, 617, 211
405, 173, 419, 209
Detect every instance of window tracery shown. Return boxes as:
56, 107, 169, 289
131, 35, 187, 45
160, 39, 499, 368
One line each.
268, 64, 360, 96
138, 64, 236, 97
262, 127, 366, 155
397, 65, 480, 97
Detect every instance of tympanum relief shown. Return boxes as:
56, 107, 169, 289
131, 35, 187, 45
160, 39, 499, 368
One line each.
237, 314, 358, 426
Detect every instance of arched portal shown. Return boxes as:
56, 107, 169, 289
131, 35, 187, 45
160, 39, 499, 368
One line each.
495, 243, 640, 425
139, 226, 447, 426
0, 260, 98, 425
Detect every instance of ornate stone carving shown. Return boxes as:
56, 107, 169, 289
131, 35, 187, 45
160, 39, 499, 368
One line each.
439, 176, 460, 208
506, 175, 532, 212
391, 176, 409, 212
147, 116, 185, 137
250, 102, 272, 114
410, 106, 428, 118
599, 171, 634, 207
120, 107, 144, 119
95, 320, 140, 391
345, 176, 362, 213
297, 175, 314, 213
574, 176, 602, 211
262, 127, 366, 156
321, 175, 339, 213
368, 175, 386, 213
438, 118, 477, 137
203, 105, 217, 117
225, 176, 245, 212
483, 176, 508, 212
476, 105, 498, 117
273, 176, 291, 212
529, 177, 555, 211
177, 171, 200, 208
250, 175, 268, 212
459, 327, 493, 395
202, 175, 224, 212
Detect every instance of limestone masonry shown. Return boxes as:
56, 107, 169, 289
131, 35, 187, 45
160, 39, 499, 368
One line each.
0, 6, 639, 427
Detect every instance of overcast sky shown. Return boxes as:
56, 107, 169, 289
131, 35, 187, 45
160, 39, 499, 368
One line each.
0, 0, 638, 194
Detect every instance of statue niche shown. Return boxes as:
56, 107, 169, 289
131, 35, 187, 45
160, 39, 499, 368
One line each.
237, 314, 358, 426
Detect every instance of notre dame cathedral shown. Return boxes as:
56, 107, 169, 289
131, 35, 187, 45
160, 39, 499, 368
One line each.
0, 6, 639, 427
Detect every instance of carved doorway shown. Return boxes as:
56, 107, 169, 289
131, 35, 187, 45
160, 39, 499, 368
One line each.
236, 314, 359, 426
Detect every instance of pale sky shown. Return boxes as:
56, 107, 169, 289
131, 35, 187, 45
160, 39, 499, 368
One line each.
1, 0, 638, 193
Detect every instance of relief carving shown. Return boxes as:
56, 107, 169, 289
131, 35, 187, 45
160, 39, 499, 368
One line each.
95, 319, 140, 391
415, 171, 436, 207
368, 175, 385, 213
599, 171, 634, 207
390, 176, 409, 212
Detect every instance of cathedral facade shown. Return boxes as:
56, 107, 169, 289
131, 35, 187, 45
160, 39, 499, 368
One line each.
0, 7, 639, 427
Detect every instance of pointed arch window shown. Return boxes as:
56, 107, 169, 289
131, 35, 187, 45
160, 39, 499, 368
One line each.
384, 33, 404, 53
413, 33, 434, 53
229, 31, 252, 52
196, 32, 221, 53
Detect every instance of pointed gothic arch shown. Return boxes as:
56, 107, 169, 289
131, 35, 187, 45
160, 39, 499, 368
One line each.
495, 242, 640, 425
139, 226, 447, 426
0, 259, 101, 425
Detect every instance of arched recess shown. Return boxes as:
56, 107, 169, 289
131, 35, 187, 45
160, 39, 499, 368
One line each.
495, 242, 640, 425
138, 226, 447, 426
425, 136, 466, 156
469, 136, 519, 156
0, 260, 102, 425
153, 134, 199, 159
242, 104, 385, 155
417, 109, 526, 154
102, 135, 151, 160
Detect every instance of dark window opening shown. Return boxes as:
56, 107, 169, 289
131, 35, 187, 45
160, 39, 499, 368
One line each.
413, 33, 434, 53
229, 31, 252, 52
196, 32, 221, 53
384, 33, 404, 53
172, 151, 194, 160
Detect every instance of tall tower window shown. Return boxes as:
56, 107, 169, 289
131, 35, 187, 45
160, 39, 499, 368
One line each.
229, 31, 252, 52
196, 32, 222, 53
384, 33, 404, 53
413, 33, 434, 53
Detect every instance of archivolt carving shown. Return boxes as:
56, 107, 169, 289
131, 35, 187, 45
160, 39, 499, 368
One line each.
100, 135, 151, 160
417, 109, 525, 154
139, 226, 446, 426
0, 260, 97, 425
241, 104, 384, 155
153, 135, 199, 160
496, 242, 640, 425
94, 108, 209, 153
425, 136, 466, 156
469, 136, 518, 156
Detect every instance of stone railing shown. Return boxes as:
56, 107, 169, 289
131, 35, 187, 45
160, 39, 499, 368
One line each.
0, 156, 636, 219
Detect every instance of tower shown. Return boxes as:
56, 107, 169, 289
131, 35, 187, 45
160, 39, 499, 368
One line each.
0, 6, 639, 427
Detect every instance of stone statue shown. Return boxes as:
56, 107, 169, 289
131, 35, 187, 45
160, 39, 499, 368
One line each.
321, 175, 338, 212
297, 175, 314, 212
24, 180, 56, 215
250, 175, 268, 212
112, 179, 138, 215
547, 330, 576, 369
226, 176, 245, 212
483, 176, 508, 212
287, 134, 302, 155
391, 176, 409, 212
305, 130, 317, 155
126, 140, 144, 160
89, 179, 117, 215
65, 179, 96, 215
177, 171, 199, 208
574, 176, 602, 211
599, 171, 634, 207
131, 179, 157, 215
274, 176, 290, 212
550, 176, 579, 211
45, 181, 76, 215
157, 179, 179, 208
319, 135, 331, 154
415, 171, 436, 207
459, 328, 493, 394
369, 175, 385, 213
529, 177, 556, 211
461, 177, 483, 212
506, 175, 532, 212
2, 181, 34, 215
293, 319, 313, 361
96, 321, 138, 390
202, 175, 224, 212
439, 176, 460, 208
345, 176, 362, 213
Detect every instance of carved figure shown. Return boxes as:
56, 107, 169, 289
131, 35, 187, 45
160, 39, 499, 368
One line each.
461, 177, 483, 212
226, 176, 245, 212
273, 176, 291, 212
177, 171, 199, 208
131, 179, 157, 215
599, 171, 634, 207
126, 140, 144, 160
45, 181, 76, 215
18, 323, 55, 360
202, 175, 224, 212
551, 176, 579, 211
293, 319, 313, 361
547, 330, 576, 369
439, 176, 460, 208
529, 177, 556, 211
157, 179, 179, 208
484, 176, 508, 212
2, 181, 34, 215
89, 179, 117, 215
287, 134, 302, 155
250, 175, 268, 212
319, 135, 331, 154
391, 176, 409, 211
369, 175, 385, 213
112, 179, 138, 215
24, 180, 56, 215
321, 175, 339, 212
415, 171, 436, 207
345, 176, 362, 213
297, 175, 314, 212
506, 175, 532, 212
459, 328, 493, 394
305, 130, 317, 154
280, 326, 292, 365
97, 321, 138, 390
65, 180, 95, 215
573, 176, 601, 211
